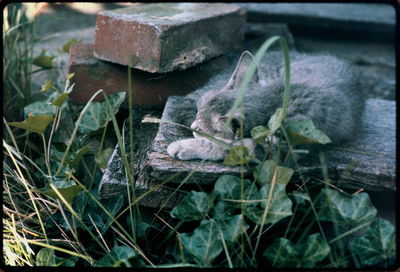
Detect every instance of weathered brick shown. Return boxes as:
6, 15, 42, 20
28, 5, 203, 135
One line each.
68, 43, 231, 108
94, 3, 246, 73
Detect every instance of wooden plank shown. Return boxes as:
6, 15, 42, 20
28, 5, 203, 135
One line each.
146, 97, 395, 193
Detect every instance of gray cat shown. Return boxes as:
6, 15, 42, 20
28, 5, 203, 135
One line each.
167, 50, 364, 161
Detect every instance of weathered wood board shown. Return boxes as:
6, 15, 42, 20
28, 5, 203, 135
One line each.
146, 97, 396, 192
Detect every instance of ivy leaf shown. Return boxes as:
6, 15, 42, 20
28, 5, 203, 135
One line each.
72, 191, 89, 218
289, 191, 311, 206
299, 233, 331, 267
254, 160, 294, 186
223, 145, 255, 166
217, 215, 248, 244
212, 175, 260, 219
350, 218, 396, 267
318, 188, 377, 225
95, 147, 114, 171
211, 201, 237, 220
95, 245, 143, 267
39, 80, 54, 92
127, 216, 151, 239
78, 193, 124, 234
52, 93, 69, 107
285, 119, 332, 146
24, 101, 56, 117
78, 92, 126, 134
264, 233, 331, 268
98, 195, 125, 233
103, 194, 124, 217
170, 191, 213, 222
245, 183, 292, 225
213, 175, 258, 203
87, 212, 106, 233
36, 248, 56, 266
251, 125, 271, 144
8, 115, 54, 134
52, 110, 74, 144
33, 50, 56, 69
268, 107, 284, 134
180, 219, 223, 266
39, 178, 83, 204
62, 38, 82, 53
55, 256, 76, 267
69, 144, 92, 169
264, 238, 298, 267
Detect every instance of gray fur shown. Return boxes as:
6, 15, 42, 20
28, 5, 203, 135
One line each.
167, 50, 365, 161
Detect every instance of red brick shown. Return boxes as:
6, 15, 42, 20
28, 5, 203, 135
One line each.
68, 43, 231, 108
94, 3, 245, 73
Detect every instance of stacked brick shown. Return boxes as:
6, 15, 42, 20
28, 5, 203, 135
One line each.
68, 3, 246, 108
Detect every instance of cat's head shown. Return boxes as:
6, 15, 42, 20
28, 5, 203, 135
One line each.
191, 51, 261, 139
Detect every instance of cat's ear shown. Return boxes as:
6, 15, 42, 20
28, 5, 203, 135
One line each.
224, 51, 260, 90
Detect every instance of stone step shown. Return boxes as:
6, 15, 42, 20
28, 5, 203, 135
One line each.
67, 43, 231, 108
238, 3, 395, 36
94, 3, 246, 73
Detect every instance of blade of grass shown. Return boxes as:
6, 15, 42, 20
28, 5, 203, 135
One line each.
4, 140, 49, 242
55, 89, 104, 176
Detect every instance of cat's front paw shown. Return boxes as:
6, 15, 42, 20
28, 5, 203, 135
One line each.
167, 139, 198, 160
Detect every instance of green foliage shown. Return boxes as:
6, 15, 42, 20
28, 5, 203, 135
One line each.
38, 178, 83, 204
3, 3, 35, 122
69, 144, 92, 168
52, 93, 69, 107
286, 119, 332, 146
170, 191, 213, 221
217, 215, 248, 244
62, 38, 83, 53
254, 160, 294, 185
180, 219, 223, 266
95, 245, 143, 267
264, 233, 330, 268
212, 175, 259, 219
245, 183, 293, 225
289, 191, 311, 206
223, 145, 255, 165
318, 188, 377, 225
350, 218, 396, 267
24, 101, 57, 116
32, 50, 56, 69
78, 92, 126, 134
250, 125, 271, 144
249, 107, 283, 145
8, 115, 54, 134
268, 108, 284, 135
73, 192, 124, 234
95, 147, 114, 171
36, 248, 56, 266
126, 215, 152, 239
39, 80, 54, 92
